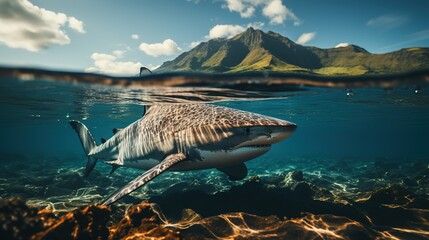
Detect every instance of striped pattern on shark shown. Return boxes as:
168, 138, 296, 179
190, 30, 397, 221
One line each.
70, 104, 297, 205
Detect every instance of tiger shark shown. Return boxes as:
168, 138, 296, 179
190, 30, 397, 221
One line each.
69, 104, 297, 205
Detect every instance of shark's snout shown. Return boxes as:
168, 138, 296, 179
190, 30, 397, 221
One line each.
272, 123, 297, 141
277, 122, 297, 131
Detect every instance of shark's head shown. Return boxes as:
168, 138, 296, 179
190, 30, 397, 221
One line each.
232, 124, 297, 150
222, 115, 297, 161
189, 106, 297, 164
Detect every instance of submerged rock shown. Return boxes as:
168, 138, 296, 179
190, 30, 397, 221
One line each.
367, 185, 416, 205
293, 182, 314, 199
416, 168, 429, 185
290, 170, 304, 181
280, 170, 314, 199
33, 205, 110, 240
287, 170, 304, 181
0, 197, 44, 240
281, 170, 305, 188
402, 177, 418, 187
110, 201, 179, 240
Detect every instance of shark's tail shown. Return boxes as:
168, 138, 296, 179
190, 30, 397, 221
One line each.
69, 120, 98, 177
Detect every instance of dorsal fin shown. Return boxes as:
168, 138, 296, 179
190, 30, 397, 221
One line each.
101, 138, 106, 143
112, 128, 122, 134
143, 105, 151, 117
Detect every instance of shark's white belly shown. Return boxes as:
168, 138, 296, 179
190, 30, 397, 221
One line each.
123, 146, 271, 171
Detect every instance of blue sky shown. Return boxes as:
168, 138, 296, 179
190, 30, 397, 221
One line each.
0, 0, 428, 75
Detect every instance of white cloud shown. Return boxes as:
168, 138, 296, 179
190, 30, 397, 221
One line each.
262, 0, 300, 25
0, 0, 85, 52
68, 16, 85, 33
335, 42, 349, 48
85, 50, 147, 76
262, 0, 285, 25
196, 22, 263, 46
222, 0, 300, 26
223, 0, 255, 18
131, 34, 139, 40
91, 53, 117, 61
204, 22, 265, 40
189, 41, 201, 48
206, 24, 246, 39
139, 39, 182, 57
112, 50, 126, 58
367, 15, 407, 29
296, 32, 316, 45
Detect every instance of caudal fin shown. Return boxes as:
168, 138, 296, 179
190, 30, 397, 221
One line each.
69, 120, 98, 177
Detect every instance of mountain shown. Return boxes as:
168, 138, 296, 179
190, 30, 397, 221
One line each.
156, 28, 429, 75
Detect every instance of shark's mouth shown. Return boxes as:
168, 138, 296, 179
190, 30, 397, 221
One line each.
231, 137, 273, 151
234, 144, 272, 150
242, 144, 271, 148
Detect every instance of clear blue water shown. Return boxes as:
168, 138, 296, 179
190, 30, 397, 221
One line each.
0, 71, 428, 213
1, 77, 428, 160
2, 70, 429, 238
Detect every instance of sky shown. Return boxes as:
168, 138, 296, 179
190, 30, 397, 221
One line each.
0, 0, 429, 75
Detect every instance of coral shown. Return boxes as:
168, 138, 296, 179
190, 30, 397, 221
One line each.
33, 205, 110, 240
110, 201, 179, 240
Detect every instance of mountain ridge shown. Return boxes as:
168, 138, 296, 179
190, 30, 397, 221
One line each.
156, 28, 429, 75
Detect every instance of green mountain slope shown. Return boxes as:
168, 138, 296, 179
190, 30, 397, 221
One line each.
156, 28, 429, 75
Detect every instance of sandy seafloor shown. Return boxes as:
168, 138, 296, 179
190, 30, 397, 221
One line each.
1, 153, 428, 239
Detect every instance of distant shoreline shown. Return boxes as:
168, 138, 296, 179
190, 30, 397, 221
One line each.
1, 66, 428, 89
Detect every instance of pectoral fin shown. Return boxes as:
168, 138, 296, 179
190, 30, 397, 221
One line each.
109, 164, 120, 175
217, 163, 248, 180
101, 153, 186, 205
112, 128, 123, 134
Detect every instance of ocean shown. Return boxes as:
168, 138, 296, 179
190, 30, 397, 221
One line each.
0, 67, 428, 239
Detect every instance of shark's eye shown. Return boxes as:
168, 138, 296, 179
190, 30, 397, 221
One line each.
245, 127, 250, 134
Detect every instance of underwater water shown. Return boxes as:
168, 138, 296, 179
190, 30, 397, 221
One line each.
0, 68, 429, 239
